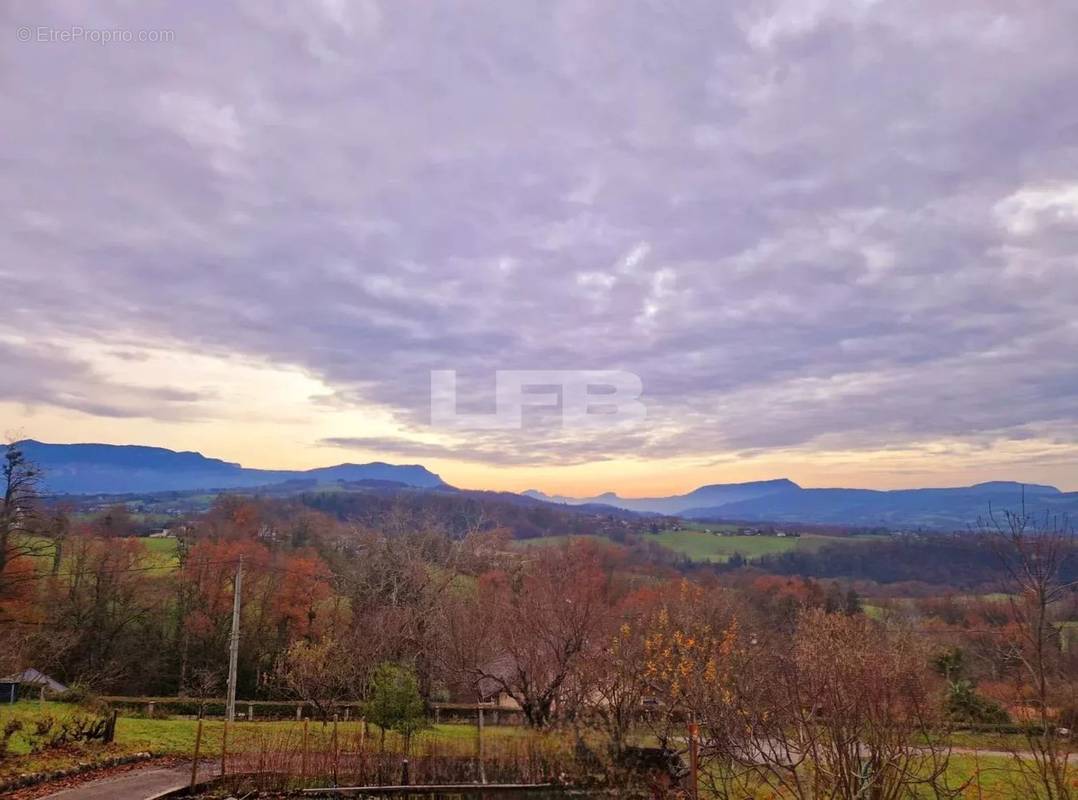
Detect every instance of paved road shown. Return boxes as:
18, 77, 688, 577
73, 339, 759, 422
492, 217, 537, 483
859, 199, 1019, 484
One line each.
38, 762, 214, 800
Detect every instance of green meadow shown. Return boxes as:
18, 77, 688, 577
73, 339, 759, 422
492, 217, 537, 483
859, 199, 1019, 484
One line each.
514, 529, 875, 563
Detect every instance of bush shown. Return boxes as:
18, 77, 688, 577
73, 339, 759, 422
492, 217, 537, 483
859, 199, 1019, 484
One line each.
25, 712, 114, 752
0, 720, 23, 759
946, 680, 1011, 725
53, 683, 100, 707
365, 663, 428, 746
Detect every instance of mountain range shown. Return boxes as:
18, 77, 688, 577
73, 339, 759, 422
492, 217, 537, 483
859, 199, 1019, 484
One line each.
16, 440, 1078, 529
18, 440, 444, 495
527, 479, 1077, 529
523, 479, 799, 515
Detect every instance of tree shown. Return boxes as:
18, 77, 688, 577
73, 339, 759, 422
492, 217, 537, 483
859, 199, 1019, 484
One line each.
778, 610, 954, 800
634, 591, 956, 800
179, 539, 340, 698
45, 534, 166, 689
0, 441, 46, 606
982, 500, 1077, 800
91, 504, 135, 538
462, 541, 614, 727
365, 662, 427, 751
274, 637, 361, 720
574, 619, 651, 758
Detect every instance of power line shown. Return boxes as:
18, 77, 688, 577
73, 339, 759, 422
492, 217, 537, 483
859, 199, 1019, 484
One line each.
225, 556, 243, 723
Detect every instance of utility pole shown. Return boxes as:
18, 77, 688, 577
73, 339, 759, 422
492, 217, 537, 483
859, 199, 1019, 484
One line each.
225, 556, 243, 723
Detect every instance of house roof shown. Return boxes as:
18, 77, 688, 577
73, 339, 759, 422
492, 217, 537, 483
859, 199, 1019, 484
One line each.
0, 668, 68, 693
476, 654, 518, 700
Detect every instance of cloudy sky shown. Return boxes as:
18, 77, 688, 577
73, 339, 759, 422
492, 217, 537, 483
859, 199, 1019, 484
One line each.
3, 1, 1077, 495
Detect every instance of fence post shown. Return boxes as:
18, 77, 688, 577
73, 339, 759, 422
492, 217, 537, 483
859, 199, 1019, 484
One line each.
190, 708, 204, 789
477, 706, 487, 784
248, 702, 254, 722
296, 704, 302, 721
146, 700, 155, 718
104, 709, 118, 744
332, 712, 340, 787
688, 720, 699, 800
301, 716, 309, 780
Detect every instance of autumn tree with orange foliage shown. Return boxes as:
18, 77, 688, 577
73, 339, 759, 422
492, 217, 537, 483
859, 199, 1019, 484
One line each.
177, 538, 339, 697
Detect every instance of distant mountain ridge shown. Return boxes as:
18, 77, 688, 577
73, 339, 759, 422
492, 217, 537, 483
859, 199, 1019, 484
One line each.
530, 478, 1076, 530
18, 440, 1077, 529
523, 478, 799, 515
19, 440, 445, 495
681, 481, 1074, 529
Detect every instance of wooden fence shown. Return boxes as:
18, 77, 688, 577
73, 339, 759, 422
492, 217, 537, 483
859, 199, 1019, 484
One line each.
99, 696, 523, 725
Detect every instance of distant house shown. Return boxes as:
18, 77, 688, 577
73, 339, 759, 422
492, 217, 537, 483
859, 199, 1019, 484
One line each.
0, 668, 68, 702
476, 655, 524, 710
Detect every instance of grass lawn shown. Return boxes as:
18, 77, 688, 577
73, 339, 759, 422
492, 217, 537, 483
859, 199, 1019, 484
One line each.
941, 753, 1033, 799
115, 716, 534, 757
0, 700, 538, 782
0, 701, 527, 757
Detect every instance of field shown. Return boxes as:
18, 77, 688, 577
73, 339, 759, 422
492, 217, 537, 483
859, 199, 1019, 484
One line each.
142, 535, 180, 564
514, 530, 879, 563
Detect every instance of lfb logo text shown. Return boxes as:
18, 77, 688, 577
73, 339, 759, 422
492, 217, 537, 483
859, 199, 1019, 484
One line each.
431, 370, 646, 430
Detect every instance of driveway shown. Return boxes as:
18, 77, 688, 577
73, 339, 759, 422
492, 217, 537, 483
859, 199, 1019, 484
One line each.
37, 762, 215, 800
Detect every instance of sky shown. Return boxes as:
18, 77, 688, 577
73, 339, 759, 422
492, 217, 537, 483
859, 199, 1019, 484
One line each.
2, 1, 1078, 496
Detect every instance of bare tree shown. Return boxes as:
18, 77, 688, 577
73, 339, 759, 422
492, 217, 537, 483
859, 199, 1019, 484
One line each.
636, 588, 958, 800
273, 637, 364, 720
0, 441, 49, 611
458, 542, 614, 727
982, 497, 1077, 800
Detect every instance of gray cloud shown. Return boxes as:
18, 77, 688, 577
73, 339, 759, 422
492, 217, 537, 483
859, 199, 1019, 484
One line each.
321, 435, 625, 467
0, 341, 204, 419
2, 0, 1078, 467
